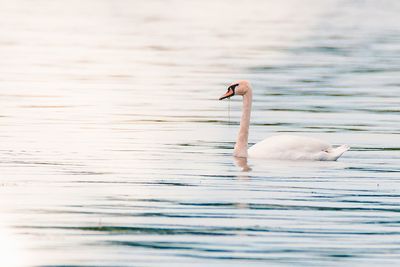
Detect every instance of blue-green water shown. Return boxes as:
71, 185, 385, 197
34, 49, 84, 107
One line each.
0, 0, 399, 266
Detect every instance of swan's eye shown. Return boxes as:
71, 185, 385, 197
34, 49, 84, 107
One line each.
229, 83, 239, 90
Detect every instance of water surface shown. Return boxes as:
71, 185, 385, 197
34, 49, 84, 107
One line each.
0, 0, 399, 266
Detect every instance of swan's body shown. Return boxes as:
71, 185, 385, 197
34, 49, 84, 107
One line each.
248, 135, 349, 161
219, 81, 349, 161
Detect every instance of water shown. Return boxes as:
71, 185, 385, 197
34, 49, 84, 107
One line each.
0, 0, 399, 266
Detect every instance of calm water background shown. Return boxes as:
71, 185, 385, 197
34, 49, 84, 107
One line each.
0, 0, 399, 266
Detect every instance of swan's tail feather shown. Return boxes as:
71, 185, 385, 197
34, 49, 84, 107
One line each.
329, 144, 350, 161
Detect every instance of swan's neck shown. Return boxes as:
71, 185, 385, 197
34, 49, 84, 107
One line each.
234, 88, 252, 158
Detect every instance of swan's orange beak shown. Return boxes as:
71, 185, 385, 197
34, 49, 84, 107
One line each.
219, 88, 234, 100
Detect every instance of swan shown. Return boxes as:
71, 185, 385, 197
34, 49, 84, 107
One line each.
219, 80, 350, 161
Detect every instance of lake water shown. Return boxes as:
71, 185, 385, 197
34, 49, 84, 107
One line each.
0, 0, 399, 266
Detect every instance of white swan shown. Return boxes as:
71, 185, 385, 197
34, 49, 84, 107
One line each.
219, 80, 350, 161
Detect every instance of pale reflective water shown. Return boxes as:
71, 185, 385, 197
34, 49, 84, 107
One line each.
0, 0, 400, 266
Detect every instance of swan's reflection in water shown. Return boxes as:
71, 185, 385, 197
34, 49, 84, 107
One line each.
234, 157, 252, 172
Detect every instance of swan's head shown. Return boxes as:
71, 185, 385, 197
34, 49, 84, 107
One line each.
219, 80, 251, 100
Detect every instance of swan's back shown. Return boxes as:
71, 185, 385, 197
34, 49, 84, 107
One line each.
248, 135, 348, 161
